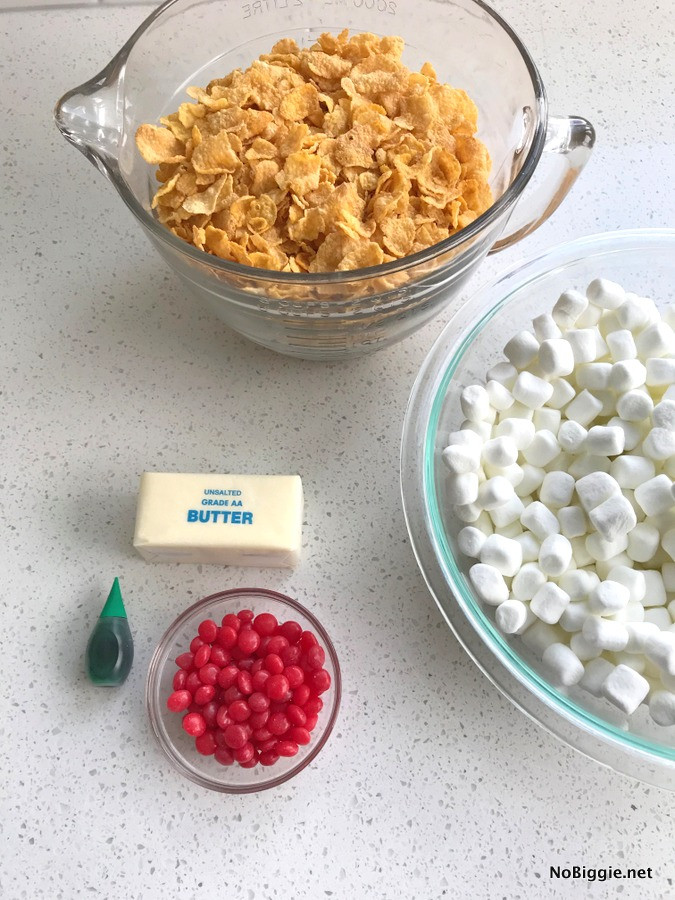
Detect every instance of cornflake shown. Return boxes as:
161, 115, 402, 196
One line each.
136, 31, 492, 274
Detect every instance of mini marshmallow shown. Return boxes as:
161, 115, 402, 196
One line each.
485, 379, 514, 412
643, 427, 675, 461
538, 339, 575, 377
576, 362, 612, 391
609, 359, 647, 392
588, 494, 637, 542
598, 311, 622, 339
642, 569, 667, 608
558, 420, 587, 453
477, 476, 515, 510
649, 691, 675, 726
607, 416, 642, 452
504, 402, 534, 421
602, 664, 650, 714
457, 526, 488, 558
514, 464, 546, 498
635, 321, 675, 359
564, 390, 603, 426
533, 313, 562, 341
615, 389, 653, 421
663, 562, 675, 591
532, 408, 562, 434
495, 599, 529, 634
626, 521, 660, 562
612, 601, 646, 624
594, 390, 616, 417
560, 600, 591, 632
587, 278, 625, 310
520, 500, 560, 540
469, 563, 509, 606
570, 536, 594, 567
479, 534, 523, 577
461, 420, 492, 441
460, 384, 492, 422
494, 417, 536, 449
512, 372, 554, 409
625, 622, 660, 654
442, 443, 482, 474
588, 579, 630, 614
486, 361, 518, 387
582, 616, 629, 651
559, 569, 598, 602
448, 429, 483, 449
612, 652, 647, 675
646, 357, 675, 387
521, 621, 563, 655
489, 495, 525, 528
511, 562, 546, 601
580, 657, 615, 696
548, 378, 577, 409
569, 632, 602, 662
455, 502, 482, 523
558, 505, 588, 539
482, 436, 518, 468
539, 471, 575, 509
606, 329, 637, 362
616, 294, 658, 331
531, 582, 570, 624
644, 607, 672, 629
538, 534, 573, 576
503, 330, 539, 369
447, 473, 479, 505
494, 464, 524, 487
645, 631, 675, 676
515, 532, 540, 563
575, 472, 621, 512
585, 532, 628, 562
607, 566, 646, 604
542, 643, 584, 686
584, 426, 625, 457
595, 551, 632, 580
522, 430, 560, 467
568, 454, 611, 478
567, 328, 598, 364
553, 289, 588, 328
634, 475, 674, 517
498, 520, 523, 539
652, 399, 675, 430
610, 454, 655, 490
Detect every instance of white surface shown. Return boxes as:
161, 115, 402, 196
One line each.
2, 1, 675, 898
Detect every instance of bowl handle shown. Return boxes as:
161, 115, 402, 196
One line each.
489, 114, 596, 253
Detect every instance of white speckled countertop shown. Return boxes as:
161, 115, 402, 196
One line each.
2, 1, 675, 897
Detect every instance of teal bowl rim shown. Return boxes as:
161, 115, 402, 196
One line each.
418, 228, 675, 764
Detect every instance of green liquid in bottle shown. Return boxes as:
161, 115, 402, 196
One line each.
85, 578, 134, 686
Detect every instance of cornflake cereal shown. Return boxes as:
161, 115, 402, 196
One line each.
136, 31, 492, 274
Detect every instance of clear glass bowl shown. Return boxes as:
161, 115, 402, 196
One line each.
55, 0, 593, 359
146, 588, 341, 793
401, 229, 675, 790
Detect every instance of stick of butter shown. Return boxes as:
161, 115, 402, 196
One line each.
133, 472, 303, 568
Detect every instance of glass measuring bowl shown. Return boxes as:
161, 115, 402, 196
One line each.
55, 0, 594, 360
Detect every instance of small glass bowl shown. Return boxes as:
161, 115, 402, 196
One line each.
146, 588, 341, 793
401, 229, 675, 790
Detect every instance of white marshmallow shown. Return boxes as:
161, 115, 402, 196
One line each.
520, 501, 560, 540
570, 536, 594, 567
627, 521, 660, 562
606, 566, 646, 604
511, 562, 546, 601
652, 399, 675, 430
539, 471, 575, 509
455, 502, 482, 523
548, 378, 576, 410
495, 599, 529, 634
512, 372, 554, 409
645, 631, 675, 676
442, 443, 481, 474
635, 321, 675, 359
606, 329, 637, 362
582, 616, 629, 651
602, 664, 650, 714
532, 408, 562, 434
587, 278, 625, 310
461, 420, 492, 441
531, 582, 570, 624
489, 495, 525, 528
538, 534, 573, 577
593, 389, 616, 417
448, 429, 483, 449
502, 402, 533, 421
642, 569, 667, 608
585, 425, 625, 457
644, 607, 672, 629
493, 464, 524, 487
460, 384, 492, 422
477, 476, 514, 510
575, 471, 621, 512
515, 532, 540, 563
580, 657, 615, 696
649, 691, 675, 726
609, 359, 647, 392
542, 643, 584, 686
634, 475, 674, 517
469, 563, 509, 606
486, 361, 518, 388
612, 601, 646, 624
615, 389, 653, 421
482, 436, 518, 468
610, 454, 655, 490
560, 599, 591, 632
553, 289, 588, 328
558, 505, 588, 539
567, 328, 598, 364
522, 430, 560, 467
564, 390, 603, 426
533, 313, 562, 341
514, 464, 546, 498
559, 569, 598, 602
588, 494, 637, 542
538, 339, 575, 377
447, 473, 479, 505
499, 520, 523, 539
616, 295, 658, 331
479, 534, 523, 576
576, 362, 612, 391
588, 579, 630, 614
558, 420, 587, 453
569, 632, 602, 662
494, 417, 535, 449
485, 379, 514, 412
625, 622, 660, 654
643, 427, 675, 461
521, 621, 563, 655
607, 416, 642, 451
646, 357, 675, 387
663, 561, 675, 592
503, 331, 539, 369
457, 526, 488, 558
585, 532, 628, 562
568, 454, 611, 479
